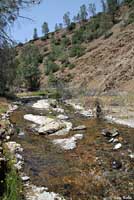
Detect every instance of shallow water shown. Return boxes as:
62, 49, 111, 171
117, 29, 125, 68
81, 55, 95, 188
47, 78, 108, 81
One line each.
10, 101, 134, 200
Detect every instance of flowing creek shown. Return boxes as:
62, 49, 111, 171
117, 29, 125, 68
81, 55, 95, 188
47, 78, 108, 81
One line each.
10, 99, 134, 200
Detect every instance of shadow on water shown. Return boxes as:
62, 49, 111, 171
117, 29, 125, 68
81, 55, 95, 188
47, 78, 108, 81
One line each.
10, 102, 134, 200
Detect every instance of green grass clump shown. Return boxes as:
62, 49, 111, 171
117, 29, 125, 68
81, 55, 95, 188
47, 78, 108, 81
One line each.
2, 150, 23, 200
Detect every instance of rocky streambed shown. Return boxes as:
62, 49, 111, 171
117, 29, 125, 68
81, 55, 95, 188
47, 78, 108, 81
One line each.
1, 97, 134, 200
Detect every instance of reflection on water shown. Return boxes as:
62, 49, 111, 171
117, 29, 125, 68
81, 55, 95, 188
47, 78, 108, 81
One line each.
10, 102, 134, 200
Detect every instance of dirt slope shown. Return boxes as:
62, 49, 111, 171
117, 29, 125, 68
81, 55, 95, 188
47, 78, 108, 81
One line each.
55, 23, 134, 93
18, 15, 134, 94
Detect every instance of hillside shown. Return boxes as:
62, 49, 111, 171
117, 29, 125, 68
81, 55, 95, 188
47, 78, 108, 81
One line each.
16, 4, 134, 95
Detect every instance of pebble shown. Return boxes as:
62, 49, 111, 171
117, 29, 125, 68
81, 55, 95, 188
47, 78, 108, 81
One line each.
21, 176, 30, 182
113, 143, 122, 150
129, 153, 134, 159
112, 160, 122, 169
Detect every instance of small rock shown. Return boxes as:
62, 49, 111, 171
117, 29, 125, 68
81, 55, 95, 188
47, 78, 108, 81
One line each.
15, 153, 23, 160
57, 114, 69, 120
6, 135, 10, 141
112, 160, 122, 169
113, 138, 119, 143
72, 125, 86, 131
21, 176, 30, 182
108, 138, 114, 143
112, 131, 119, 138
113, 143, 122, 150
18, 132, 25, 138
129, 153, 134, 159
14, 160, 24, 170
101, 130, 112, 138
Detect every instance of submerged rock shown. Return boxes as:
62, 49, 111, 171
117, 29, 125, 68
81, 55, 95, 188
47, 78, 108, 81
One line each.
112, 160, 122, 169
53, 134, 83, 150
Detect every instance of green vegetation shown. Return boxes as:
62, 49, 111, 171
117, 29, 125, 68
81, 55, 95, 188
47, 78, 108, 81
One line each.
63, 12, 71, 28
2, 150, 23, 200
70, 44, 85, 57
127, 11, 134, 24
0, 46, 17, 96
16, 44, 42, 91
42, 22, 49, 36
33, 28, 38, 40
44, 59, 59, 75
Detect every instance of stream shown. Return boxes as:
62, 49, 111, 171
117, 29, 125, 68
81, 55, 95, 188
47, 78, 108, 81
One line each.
10, 98, 134, 200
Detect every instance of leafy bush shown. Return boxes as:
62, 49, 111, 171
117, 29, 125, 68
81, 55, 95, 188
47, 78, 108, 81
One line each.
44, 47, 48, 52
70, 45, 85, 57
45, 60, 59, 75
61, 33, 66, 38
40, 35, 49, 41
104, 31, 113, 39
127, 12, 134, 24
61, 37, 71, 47
68, 63, 75, 69
54, 38, 61, 45
72, 29, 84, 44
17, 44, 41, 90
67, 22, 76, 31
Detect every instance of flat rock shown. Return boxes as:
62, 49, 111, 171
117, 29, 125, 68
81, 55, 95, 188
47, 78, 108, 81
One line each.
36, 121, 64, 134
24, 114, 54, 125
51, 121, 72, 136
80, 110, 93, 117
72, 125, 86, 131
57, 114, 69, 120
32, 99, 56, 110
26, 184, 65, 200
53, 134, 83, 150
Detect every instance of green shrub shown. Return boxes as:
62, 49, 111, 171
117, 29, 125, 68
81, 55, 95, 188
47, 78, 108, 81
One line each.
67, 22, 76, 31
44, 47, 48, 52
68, 63, 75, 69
61, 33, 66, 38
45, 60, 59, 75
3, 150, 23, 200
104, 31, 113, 39
72, 29, 84, 44
54, 38, 61, 45
127, 12, 134, 24
61, 37, 71, 47
70, 45, 85, 57
40, 35, 49, 41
